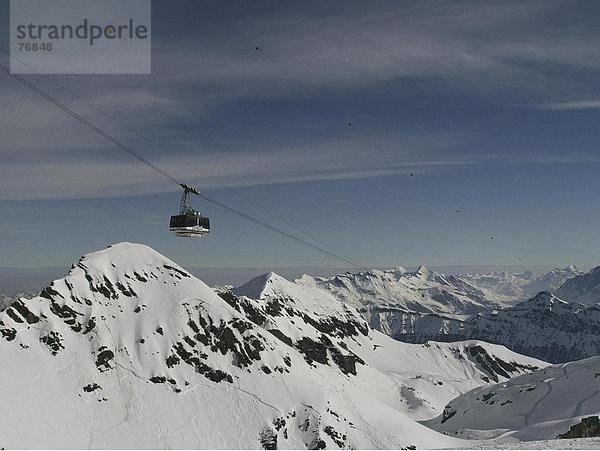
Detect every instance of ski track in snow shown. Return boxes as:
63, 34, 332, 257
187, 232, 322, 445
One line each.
524, 365, 567, 426
572, 389, 600, 418
570, 361, 600, 418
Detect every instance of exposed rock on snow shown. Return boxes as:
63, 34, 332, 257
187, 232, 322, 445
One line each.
558, 416, 600, 439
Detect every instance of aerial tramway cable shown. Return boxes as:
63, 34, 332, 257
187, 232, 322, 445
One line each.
0, 50, 358, 263
0, 61, 368, 270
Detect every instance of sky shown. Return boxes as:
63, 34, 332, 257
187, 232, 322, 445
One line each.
2, 0, 600, 270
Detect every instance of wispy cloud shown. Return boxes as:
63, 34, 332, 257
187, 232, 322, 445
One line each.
0, 130, 470, 200
82, 90, 184, 113
539, 99, 600, 111
3, 0, 600, 200
151, 0, 597, 97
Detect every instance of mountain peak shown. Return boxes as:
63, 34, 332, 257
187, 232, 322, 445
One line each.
51, 242, 197, 313
529, 290, 554, 301
555, 266, 600, 305
232, 271, 289, 299
415, 265, 430, 277
590, 265, 600, 275
0, 242, 280, 387
71, 242, 187, 278
393, 266, 408, 273
521, 291, 569, 308
84, 241, 165, 261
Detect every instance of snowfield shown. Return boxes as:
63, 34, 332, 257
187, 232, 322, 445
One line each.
0, 242, 549, 449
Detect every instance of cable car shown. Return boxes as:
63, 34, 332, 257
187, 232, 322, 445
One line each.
170, 184, 210, 237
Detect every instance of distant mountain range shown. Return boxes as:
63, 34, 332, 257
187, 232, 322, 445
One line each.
460, 265, 583, 303
388, 291, 600, 364
303, 265, 600, 364
299, 265, 494, 315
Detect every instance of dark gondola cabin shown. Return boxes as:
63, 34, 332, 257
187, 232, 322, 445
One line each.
170, 212, 210, 237
170, 184, 210, 237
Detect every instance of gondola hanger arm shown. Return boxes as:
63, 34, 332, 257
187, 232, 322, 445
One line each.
180, 183, 200, 195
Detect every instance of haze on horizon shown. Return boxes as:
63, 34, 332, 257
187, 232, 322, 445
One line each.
2, 0, 600, 270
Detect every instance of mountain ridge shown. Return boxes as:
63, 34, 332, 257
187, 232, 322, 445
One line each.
555, 266, 600, 305
376, 291, 600, 364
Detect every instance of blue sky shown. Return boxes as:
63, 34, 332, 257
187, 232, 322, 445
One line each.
2, 0, 600, 269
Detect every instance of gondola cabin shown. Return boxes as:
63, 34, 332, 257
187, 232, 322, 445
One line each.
170, 183, 210, 238
170, 211, 210, 237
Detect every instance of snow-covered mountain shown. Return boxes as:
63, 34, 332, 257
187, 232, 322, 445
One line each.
555, 266, 600, 305
461, 266, 583, 303
525, 265, 583, 297
372, 291, 600, 364
0, 243, 544, 449
463, 292, 600, 363
425, 357, 600, 442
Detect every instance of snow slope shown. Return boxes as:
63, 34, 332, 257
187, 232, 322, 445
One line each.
0, 243, 544, 449
425, 356, 600, 442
